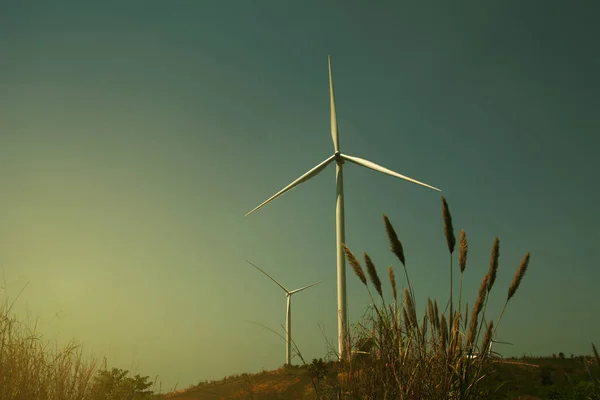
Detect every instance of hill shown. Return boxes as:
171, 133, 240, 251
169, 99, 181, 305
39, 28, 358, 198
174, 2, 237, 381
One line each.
164, 357, 599, 400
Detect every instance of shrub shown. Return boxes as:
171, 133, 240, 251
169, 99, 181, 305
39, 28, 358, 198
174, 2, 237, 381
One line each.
88, 363, 155, 400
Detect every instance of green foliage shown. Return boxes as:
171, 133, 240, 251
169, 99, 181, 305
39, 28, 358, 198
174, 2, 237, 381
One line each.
540, 365, 555, 386
88, 366, 155, 400
572, 380, 600, 400
308, 358, 328, 381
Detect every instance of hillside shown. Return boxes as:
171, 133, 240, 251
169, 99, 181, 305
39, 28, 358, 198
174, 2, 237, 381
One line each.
164, 357, 599, 400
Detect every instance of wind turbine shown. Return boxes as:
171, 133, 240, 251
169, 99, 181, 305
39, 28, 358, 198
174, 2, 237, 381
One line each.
247, 260, 322, 366
245, 56, 441, 361
467, 339, 514, 359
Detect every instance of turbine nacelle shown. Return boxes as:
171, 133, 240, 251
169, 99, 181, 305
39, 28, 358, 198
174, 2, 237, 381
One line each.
334, 151, 344, 165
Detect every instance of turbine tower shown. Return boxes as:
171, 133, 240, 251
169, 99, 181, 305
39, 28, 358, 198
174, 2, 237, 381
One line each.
247, 260, 322, 366
245, 56, 441, 361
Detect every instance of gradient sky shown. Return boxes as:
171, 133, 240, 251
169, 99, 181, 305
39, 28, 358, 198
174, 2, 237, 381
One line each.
1, 0, 599, 392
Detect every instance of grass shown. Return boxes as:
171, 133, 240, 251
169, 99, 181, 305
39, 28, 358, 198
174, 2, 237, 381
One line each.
0, 281, 165, 400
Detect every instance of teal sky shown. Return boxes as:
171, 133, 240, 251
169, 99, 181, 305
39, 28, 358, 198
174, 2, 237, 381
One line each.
1, 0, 599, 392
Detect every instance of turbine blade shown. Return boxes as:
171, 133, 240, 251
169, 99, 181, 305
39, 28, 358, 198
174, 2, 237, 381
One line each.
492, 340, 514, 345
328, 55, 339, 152
245, 154, 336, 217
246, 260, 289, 293
341, 154, 441, 192
289, 280, 322, 294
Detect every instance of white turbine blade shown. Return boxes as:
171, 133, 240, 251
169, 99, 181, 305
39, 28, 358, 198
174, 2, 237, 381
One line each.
341, 154, 441, 192
246, 260, 289, 294
289, 280, 322, 295
245, 154, 336, 217
492, 340, 514, 345
328, 55, 339, 152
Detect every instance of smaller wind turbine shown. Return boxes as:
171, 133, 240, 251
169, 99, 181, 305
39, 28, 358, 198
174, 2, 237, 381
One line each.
468, 339, 514, 359
246, 260, 323, 366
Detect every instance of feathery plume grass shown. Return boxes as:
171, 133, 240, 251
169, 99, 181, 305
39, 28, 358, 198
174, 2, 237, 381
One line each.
338, 200, 532, 399
450, 310, 461, 356
383, 214, 415, 304
427, 299, 435, 332
476, 237, 500, 344
507, 252, 530, 302
481, 321, 494, 358
494, 252, 531, 338
343, 244, 367, 286
402, 307, 411, 331
440, 314, 448, 351
468, 274, 488, 348
458, 229, 468, 330
441, 196, 456, 253
487, 238, 500, 293
383, 214, 405, 266
458, 230, 468, 273
364, 253, 382, 298
388, 266, 397, 303
403, 288, 417, 329
442, 197, 456, 332
593, 343, 600, 369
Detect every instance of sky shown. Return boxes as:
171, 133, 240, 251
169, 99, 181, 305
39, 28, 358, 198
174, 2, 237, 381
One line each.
1, 0, 599, 392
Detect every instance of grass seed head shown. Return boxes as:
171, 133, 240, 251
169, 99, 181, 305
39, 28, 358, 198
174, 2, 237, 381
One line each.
388, 266, 397, 303
482, 321, 494, 358
459, 229, 468, 273
434, 300, 440, 332
507, 252, 530, 302
342, 244, 367, 286
442, 197, 456, 254
383, 214, 406, 266
468, 274, 489, 347
404, 288, 417, 328
427, 298, 435, 333
402, 307, 411, 331
364, 253, 383, 298
487, 238, 500, 293
440, 314, 448, 350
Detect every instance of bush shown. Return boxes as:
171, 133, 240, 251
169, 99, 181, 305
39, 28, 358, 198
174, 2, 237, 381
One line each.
88, 364, 155, 400
540, 365, 554, 386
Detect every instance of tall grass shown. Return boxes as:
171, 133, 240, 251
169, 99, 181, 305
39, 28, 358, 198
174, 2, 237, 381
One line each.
330, 196, 532, 399
0, 283, 163, 400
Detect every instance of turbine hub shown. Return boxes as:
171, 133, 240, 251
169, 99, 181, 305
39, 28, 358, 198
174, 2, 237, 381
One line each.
334, 151, 344, 164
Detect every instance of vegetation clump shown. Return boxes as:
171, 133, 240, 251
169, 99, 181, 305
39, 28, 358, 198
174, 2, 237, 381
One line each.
0, 286, 162, 400
331, 196, 532, 399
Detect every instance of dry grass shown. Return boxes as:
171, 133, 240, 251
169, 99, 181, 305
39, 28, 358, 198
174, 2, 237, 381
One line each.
0, 286, 94, 400
0, 283, 162, 400
330, 196, 533, 399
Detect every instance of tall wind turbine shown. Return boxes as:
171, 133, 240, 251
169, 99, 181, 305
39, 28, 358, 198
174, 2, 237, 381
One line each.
245, 56, 441, 361
247, 260, 322, 366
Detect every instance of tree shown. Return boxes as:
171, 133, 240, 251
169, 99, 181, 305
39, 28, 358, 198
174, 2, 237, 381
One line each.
559, 352, 565, 360
89, 366, 154, 400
